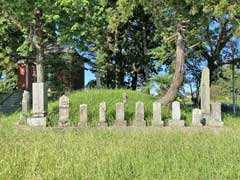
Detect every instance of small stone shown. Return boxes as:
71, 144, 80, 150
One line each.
208, 102, 223, 127
99, 102, 108, 127
122, 93, 128, 104
191, 108, 202, 127
152, 101, 163, 127
19, 90, 31, 125
133, 101, 146, 127
169, 101, 184, 127
115, 102, 126, 126
58, 95, 69, 127
79, 104, 88, 128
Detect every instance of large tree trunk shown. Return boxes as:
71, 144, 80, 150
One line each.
33, 8, 45, 83
161, 22, 185, 105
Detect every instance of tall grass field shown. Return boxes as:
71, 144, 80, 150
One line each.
1, 89, 240, 179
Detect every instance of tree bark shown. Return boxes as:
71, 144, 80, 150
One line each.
33, 8, 45, 83
161, 22, 185, 105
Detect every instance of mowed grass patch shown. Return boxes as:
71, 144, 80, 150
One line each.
1, 127, 240, 179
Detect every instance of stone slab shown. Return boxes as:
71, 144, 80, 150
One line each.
27, 117, 47, 127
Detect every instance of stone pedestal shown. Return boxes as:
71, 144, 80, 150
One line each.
58, 95, 69, 127
152, 102, 163, 127
169, 101, 184, 127
191, 108, 202, 127
27, 83, 47, 127
19, 90, 31, 125
133, 101, 146, 127
114, 102, 126, 126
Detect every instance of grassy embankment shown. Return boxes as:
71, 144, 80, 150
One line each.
1, 89, 240, 179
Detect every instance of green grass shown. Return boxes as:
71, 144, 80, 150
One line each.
1, 89, 240, 179
48, 89, 159, 126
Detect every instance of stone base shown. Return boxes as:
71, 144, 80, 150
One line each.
207, 120, 224, 127
191, 122, 203, 127
78, 122, 88, 128
27, 117, 47, 127
133, 120, 146, 127
58, 122, 69, 128
98, 122, 108, 127
152, 121, 164, 127
169, 120, 185, 127
114, 120, 127, 127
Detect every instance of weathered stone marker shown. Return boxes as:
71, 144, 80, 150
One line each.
191, 108, 202, 127
99, 102, 108, 127
27, 83, 47, 127
169, 101, 184, 127
58, 95, 69, 127
200, 67, 211, 121
19, 90, 31, 125
152, 102, 163, 127
122, 92, 128, 104
134, 101, 146, 126
208, 102, 223, 127
79, 104, 88, 127
115, 102, 126, 126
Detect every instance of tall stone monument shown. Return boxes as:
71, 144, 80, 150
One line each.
99, 102, 108, 127
169, 101, 184, 127
133, 101, 146, 126
27, 83, 48, 127
152, 101, 163, 127
200, 67, 211, 121
19, 90, 31, 125
58, 94, 69, 127
114, 102, 126, 126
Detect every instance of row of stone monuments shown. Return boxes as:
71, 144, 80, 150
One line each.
19, 67, 223, 127
57, 97, 223, 127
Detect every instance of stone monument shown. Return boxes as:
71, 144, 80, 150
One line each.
114, 102, 126, 126
58, 94, 69, 127
152, 101, 163, 127
169, 101, 184, 127
200, 67, 211, 121
208, 102, 224, 127
191, 108, 202, 127
19, 90, 31, 125
79, 104, 88, 128
133, 101, 146, 126
99, 102, 108, 127
27, 83, 48, 127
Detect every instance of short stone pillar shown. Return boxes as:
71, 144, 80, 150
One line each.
79, 104, 88, 128
122, 93, 128, 104
99, 102, 108, 127
58, 95, 69, 127
133, 101, 146, 126
169, 101, 184, 127
208, 102, 224, 127
114, 102, 126, 126
19, 90, 31, 125
191, 108, 202, 127
27, 83, 48, 127
152, 102, 163, 127
200, 67, 211, 121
